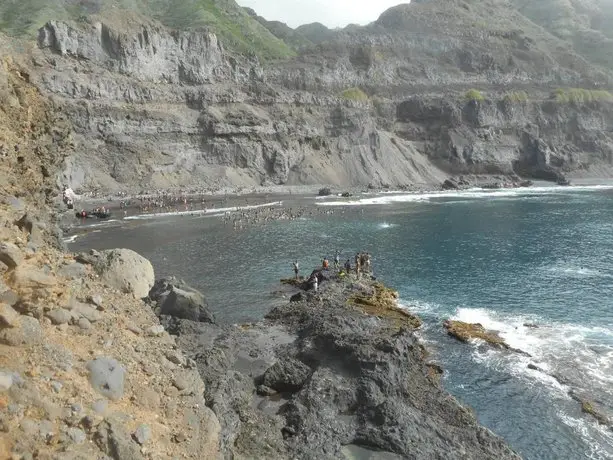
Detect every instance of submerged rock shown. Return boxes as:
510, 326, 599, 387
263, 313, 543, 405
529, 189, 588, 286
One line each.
443, 320, 532, 357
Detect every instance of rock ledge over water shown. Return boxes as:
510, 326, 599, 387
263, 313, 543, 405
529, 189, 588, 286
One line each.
169, 271, 521, 459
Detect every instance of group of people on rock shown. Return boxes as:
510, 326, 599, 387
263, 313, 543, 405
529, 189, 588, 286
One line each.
292, 250, 373, 292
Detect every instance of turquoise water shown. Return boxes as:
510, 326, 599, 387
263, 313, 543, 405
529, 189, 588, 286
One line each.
72, 186, 613, 460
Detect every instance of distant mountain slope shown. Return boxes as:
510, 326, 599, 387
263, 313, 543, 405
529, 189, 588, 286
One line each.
0, 0, 295, 59
242, 6, 314, 51
269, 0, 613, 93
511, 0, 613, 70
295, 22, 338, 44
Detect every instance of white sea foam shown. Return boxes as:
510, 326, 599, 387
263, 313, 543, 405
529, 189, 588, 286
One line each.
77, 219, 121, 228
558, 412, 613, 460
450, 307, 613, 395
63, 234, 79, 243
124, 201, 283, 220
316, 184, 613, 207
377, 222, 396, 229
543, 264, 611, 279
398, 299, 438, 314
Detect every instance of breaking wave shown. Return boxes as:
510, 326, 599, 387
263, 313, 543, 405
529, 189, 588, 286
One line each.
448, 307, 613, 450
124, 201, 283, 220
316, 185, 613, 207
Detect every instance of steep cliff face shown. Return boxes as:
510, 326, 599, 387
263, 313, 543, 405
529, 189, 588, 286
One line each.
396, 97, 613, 178
28, 0, 613, 192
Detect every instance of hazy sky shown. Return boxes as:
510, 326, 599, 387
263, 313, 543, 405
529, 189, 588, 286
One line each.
237, 0, 411, 28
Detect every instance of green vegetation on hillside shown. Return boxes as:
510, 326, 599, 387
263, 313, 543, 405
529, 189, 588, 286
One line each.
340, 87, 369, 101
464, 89, 485, 102
503, 91, 529, 102
0, 0, 295, 60
552, 88, 613, 103
242, 7, 313, 52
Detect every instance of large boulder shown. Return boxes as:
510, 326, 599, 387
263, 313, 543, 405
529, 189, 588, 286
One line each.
148, 277, 215, 323
93, 249, 154, 298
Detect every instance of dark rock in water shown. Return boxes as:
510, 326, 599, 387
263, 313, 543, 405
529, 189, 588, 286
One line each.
444, 320, 532, 357
523, 323, 539, 328
519, 180, 534, 187
341, 192, 352, 197
527, 363, 541, 371
441, 178, 459, 190
318, 187, 332, 196
444, 320, 508, 347
148, 277, 215, 323
260, 358, 312, 393
569, 390, 612, 427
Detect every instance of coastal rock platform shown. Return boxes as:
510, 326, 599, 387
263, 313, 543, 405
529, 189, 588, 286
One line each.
169, 272, 522, 459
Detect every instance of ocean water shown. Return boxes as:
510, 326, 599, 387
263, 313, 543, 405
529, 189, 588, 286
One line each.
71, 185, 613, 460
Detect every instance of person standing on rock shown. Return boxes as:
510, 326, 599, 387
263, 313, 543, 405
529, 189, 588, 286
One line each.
355, 253, 361, 278
293, 260, 299, 279
334, 251, 341, 269
344, 259, 351, 274
322, 257, 330, 269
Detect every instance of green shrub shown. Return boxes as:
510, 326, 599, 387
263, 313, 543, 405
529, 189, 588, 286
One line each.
503, 91, 529, 102
465, 89, 485, 102
552, 88, 613, 104
340, 87, 369, 101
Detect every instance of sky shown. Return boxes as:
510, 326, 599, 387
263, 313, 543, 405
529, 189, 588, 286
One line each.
236, 0, 411, 29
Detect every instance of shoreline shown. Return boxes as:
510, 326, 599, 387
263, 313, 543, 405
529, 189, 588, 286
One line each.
60, 178, 613, 238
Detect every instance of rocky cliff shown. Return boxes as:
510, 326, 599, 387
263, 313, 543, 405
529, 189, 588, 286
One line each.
0, 51, 220, 459
12, 0, 612, 193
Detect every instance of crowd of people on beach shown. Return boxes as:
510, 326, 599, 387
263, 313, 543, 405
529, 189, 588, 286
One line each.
223, 205, 338, 230
293, 251, 373, 292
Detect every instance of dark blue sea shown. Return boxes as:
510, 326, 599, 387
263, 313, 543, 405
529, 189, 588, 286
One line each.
71, 185, 613, 460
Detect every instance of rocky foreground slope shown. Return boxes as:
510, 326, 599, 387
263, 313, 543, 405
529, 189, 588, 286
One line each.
1, 55, 220, 459
0, 0, 608, 193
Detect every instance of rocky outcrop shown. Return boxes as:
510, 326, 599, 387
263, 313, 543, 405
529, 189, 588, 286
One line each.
148, 277, 215, 323
92, 248, 155, 298
166, 272, 520, 459
0, 51, 220, 459
444, 320, 510, 348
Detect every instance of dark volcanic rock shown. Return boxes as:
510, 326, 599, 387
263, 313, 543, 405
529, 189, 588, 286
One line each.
148, 277, 215, 323
260, 358, 312, 393
442, 178, 459, 190
168, 273, 520, 459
